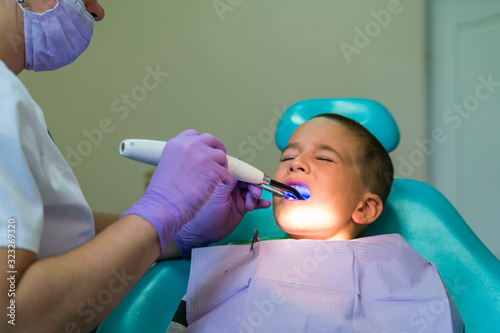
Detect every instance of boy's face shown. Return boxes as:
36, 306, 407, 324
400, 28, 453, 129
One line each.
272, 117, 368, 240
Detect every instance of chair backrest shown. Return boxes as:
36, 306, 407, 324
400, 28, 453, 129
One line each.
97, 98, 500, 333
275, 98, 400, 152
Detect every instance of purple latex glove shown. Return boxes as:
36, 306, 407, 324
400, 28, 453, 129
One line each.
174, 178, 271, 258
122, 130, 232, 253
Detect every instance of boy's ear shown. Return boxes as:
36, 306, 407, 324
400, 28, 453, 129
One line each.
352, 193, 383, 225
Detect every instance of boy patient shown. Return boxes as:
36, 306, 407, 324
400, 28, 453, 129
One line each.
167, 114, 464, 332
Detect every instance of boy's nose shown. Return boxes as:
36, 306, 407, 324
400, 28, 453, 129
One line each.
289, 159, 308, 173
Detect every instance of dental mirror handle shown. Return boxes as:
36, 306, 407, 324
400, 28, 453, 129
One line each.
119, 139, 267, 185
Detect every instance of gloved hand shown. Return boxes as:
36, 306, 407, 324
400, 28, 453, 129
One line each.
174, 178, 271, 258
122, 130, 232, 253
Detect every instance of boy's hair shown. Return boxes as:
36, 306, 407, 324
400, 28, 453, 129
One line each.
312, 113, 394, 203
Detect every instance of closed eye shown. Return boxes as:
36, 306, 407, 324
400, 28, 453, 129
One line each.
316, 156, 333, 162
280, 156, 295, 162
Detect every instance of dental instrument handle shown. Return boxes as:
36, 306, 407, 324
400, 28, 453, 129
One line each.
119, 139, 166, 166
226, 155, 269, 185
120, 139, 267, 185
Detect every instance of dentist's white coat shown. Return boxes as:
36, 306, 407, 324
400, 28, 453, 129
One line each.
0, 60, 94, 259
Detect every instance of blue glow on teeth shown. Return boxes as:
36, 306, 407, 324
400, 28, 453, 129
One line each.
284, 191, 298, 200
284, 185, 311, 200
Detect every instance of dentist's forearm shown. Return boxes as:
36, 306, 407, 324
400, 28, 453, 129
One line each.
12, 215, 160, 333
93, 212, 121, 235
158, 239, 182, 260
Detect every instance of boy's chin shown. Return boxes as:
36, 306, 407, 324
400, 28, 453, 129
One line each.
275, 206, 333, 230
276, 220, 333, 240
275, 210, 354, 241
284, 228, 342, 241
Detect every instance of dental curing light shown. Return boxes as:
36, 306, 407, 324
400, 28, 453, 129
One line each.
119, 139, 304, 200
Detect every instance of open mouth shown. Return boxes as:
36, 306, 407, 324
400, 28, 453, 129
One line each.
284, 184, 311, 201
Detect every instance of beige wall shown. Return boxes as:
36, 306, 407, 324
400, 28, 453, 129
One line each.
20, 0, 426, 214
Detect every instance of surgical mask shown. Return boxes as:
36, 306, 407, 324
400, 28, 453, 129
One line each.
18, 0, 95, 72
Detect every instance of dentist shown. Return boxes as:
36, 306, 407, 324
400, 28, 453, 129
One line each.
0, 0, 269, 332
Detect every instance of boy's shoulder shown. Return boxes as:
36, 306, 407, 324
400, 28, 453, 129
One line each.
350, 233, 423, 258
351, 233, 406, 245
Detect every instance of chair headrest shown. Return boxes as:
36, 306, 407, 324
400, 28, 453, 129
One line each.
275, 98, 400, 152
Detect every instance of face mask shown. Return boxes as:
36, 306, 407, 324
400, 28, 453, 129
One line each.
18, 0, 95, 72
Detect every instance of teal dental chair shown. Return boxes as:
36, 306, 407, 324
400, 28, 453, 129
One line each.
97, 99, 500, 333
